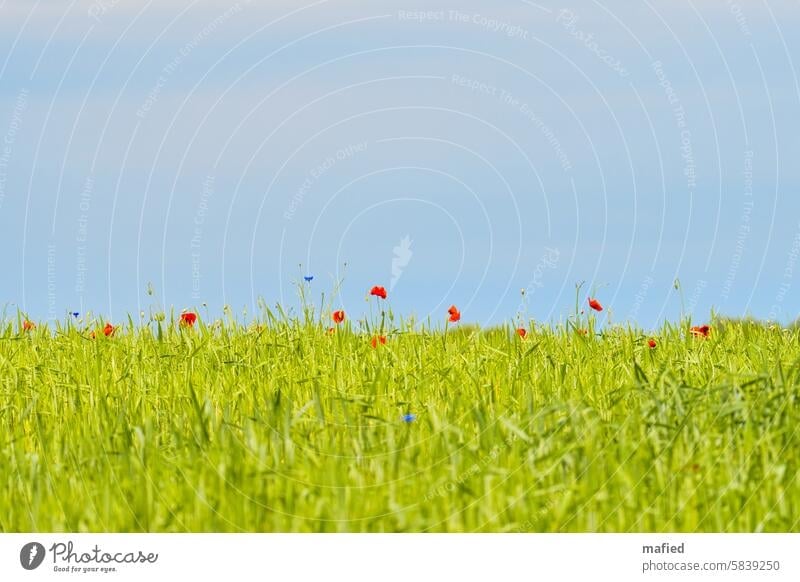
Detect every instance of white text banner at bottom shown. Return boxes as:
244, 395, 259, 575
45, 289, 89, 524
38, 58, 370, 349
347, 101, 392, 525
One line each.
1, 534, 797, 581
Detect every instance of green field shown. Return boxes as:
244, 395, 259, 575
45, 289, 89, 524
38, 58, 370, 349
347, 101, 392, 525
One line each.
1, 309, 798, 532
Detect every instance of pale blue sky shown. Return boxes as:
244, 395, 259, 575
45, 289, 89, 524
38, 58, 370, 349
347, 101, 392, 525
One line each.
1, 0, 799, 327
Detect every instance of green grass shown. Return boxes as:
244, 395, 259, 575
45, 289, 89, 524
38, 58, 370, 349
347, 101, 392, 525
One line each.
1, 313, 798, 532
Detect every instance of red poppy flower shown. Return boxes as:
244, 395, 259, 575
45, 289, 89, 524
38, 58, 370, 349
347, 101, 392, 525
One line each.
447, 305, 461, 323
588, 298, 603, 312
690, 325, 710, 338
370, 286, 387, 300
647, 338, 657, 349
22, 320, 35, 332
516, 328, 527, 339
332, 310, 345, 324
180, 312, 198, 327
103, 323, 116, 337
370, 335, 387, 348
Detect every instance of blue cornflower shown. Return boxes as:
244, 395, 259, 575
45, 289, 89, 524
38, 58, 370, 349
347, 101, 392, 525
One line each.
402, 414, 416, 423
304, 276, 314, 282
71, 312, 80, 318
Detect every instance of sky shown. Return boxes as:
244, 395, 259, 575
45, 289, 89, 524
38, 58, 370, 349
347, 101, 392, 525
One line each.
1, 0, 799, 328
